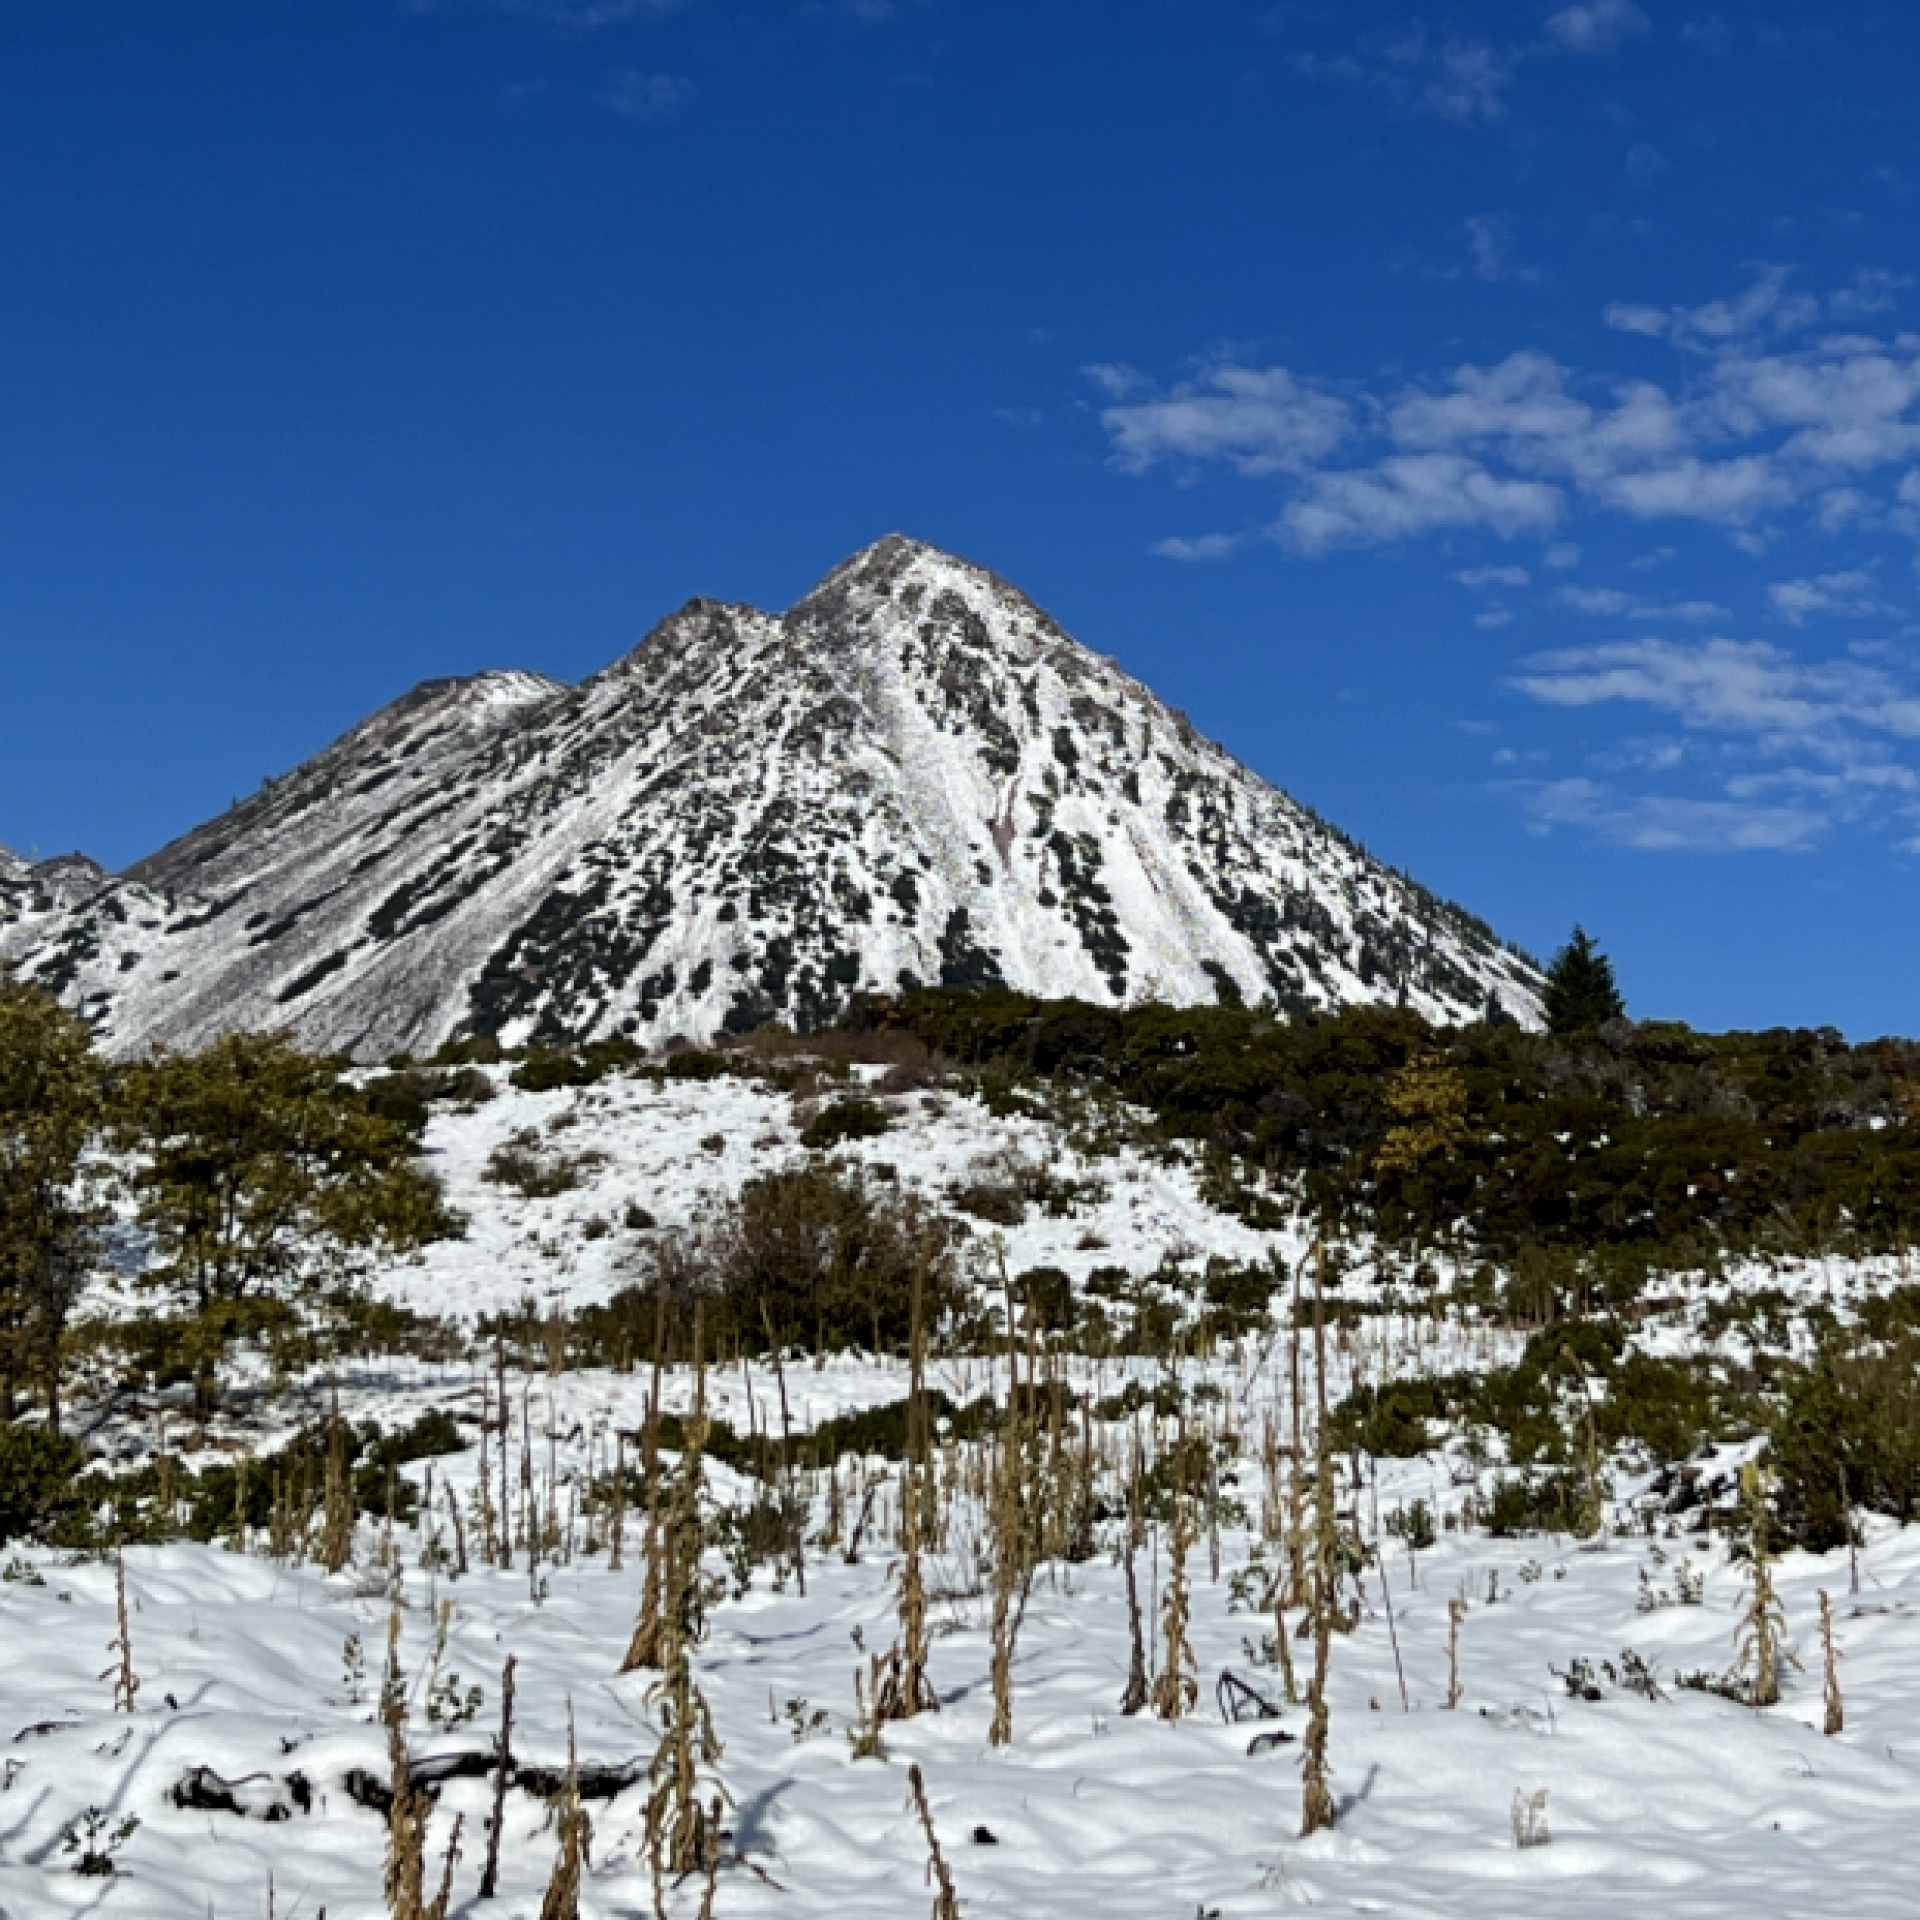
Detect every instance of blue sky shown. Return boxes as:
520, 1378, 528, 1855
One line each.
4, 2, 1920, 1034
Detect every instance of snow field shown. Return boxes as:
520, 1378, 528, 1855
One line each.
5, 1444, 1918, 1918
21, 1064, 1920, 1917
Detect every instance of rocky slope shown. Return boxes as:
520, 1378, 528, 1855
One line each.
0, 536, 1541, 1056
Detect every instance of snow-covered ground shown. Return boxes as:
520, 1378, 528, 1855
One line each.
11, 1062, 1920, 1918
6, 1461, 1913, 1918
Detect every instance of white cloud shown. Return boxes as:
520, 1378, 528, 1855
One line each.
1277, 455, 1562, 554
1291, 7, 1651, 126
1560, 585, 1633, 614
1525, 779, 1825, 850
1707, 339, 1920, 470
1506, 634, 1920, 846
1603, 302, 1670, 338
1454, 565, 1531, 588
1099, 272, 1920, 566
1082, 363, 1146, 400
1558, 584, 1730, 621
1769, 570, 1890, 625
1511, 636, 1920, 757
1597, 453, 1793, 522
1465, 214, 1540, 285
1150, 533, 1244, 562
1832, 269, 1909, 319
1641, 599, 1734, 623
1387, 349, 1595, 453
1423, 41, 1513, 123
1815, 487, 1876, 531
1542, 0, 1650, 57
1094, 366, 1350, 478
1292, 29, 1515, 125
596, 67, 696, 119
1603, 266, 1821, 349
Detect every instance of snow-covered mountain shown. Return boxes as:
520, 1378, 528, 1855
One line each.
0, 536, 1541, 1057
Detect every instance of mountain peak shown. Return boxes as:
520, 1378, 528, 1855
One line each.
2, 541, 1541, 1056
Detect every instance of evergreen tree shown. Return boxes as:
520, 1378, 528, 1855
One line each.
1542, 926, 1625, 1035
115, 1031, 461, 1410
0, 974, 108, 1431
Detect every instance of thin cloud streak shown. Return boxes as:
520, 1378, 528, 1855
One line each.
1508, 635, 1920, 850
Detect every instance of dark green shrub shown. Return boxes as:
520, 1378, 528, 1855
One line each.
1771, 1336, 1920, 1551
1200, 1259, 1281, 1337
664, 1050, 729, 1082
800, 1097, 892, 1151
1519, 1316, 1627, 1379
1016, 1266, 1075, 1332
361, 1069, 435, 1133
1123, 1297, 1182, 1356
510, 1049, 599, 1093
0, 1426, 86, 1544
1330, 1375, 1471, 1457
1485, 1469, 1588, 1536
368, 1408, 465, 1468
950, 1180, 1024, 1225
644, 1393, 995, 1482
1594, 1352, 1722, 1461
510, 1040, 643, 1092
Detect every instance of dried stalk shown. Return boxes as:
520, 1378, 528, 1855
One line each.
478, 1652, 517, 1899
1819, 1588, 1843, 1736
103, 1547, 139, 1714
906, 1763, 962, 1920
1299, 1243, 1338, 1838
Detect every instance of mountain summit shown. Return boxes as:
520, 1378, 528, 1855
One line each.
0, 536, 1541, 1056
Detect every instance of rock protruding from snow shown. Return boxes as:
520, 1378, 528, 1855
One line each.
0, 536, 1541, 1055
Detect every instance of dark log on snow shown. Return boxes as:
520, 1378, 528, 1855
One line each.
170, 1766, 314, 1820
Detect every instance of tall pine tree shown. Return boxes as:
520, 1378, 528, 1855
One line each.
1542, 926, 1625, 1035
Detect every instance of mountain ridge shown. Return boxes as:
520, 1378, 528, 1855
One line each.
1, 535, 1542, 1056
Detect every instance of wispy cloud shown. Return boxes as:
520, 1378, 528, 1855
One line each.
1150, 532, 1246, 562
1292, 28, 1515, 125
1508, 634, 1920, 847
1768, 569, 1891, 625
1099, 271, 1920, 558
1559, 585, 1632, 614
1465, 214, 1541, 285
1287, 2, 1649, 127
1542, 0, 1650, 57
1512, 636, 1920, 747
1602, 264, 1820, 346
1525, 779, 1824, 850
596, 67, 696, 118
